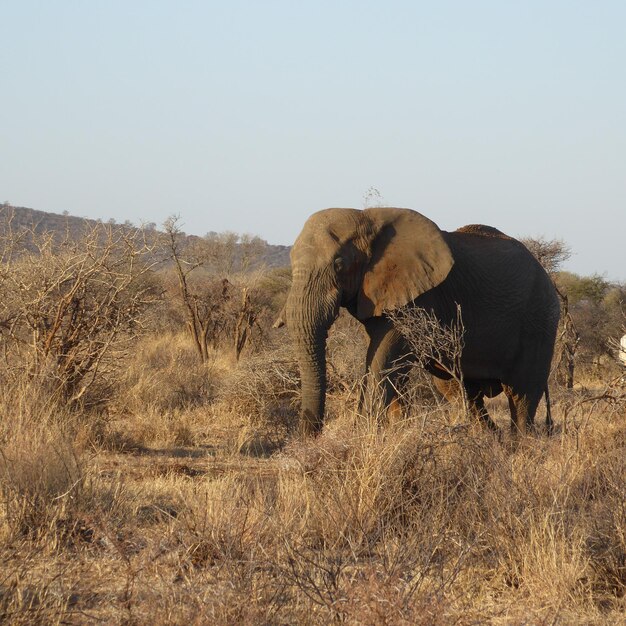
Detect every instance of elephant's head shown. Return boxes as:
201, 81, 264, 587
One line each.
285, 207, 454, 435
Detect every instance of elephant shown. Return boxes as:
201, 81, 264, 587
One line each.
284, 207, 560, 437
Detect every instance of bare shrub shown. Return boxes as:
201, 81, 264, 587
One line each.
553, 289, 581, 389
388, 304, 468, 412
390, 305, 465, 378
0, 217, 160, 407
162, 217, 232, 362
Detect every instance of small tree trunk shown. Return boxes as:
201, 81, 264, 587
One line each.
556, 290, 579, 389
234, 288, 256, 361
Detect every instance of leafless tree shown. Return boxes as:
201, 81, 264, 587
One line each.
203, 231, 239, 276
202, 231, 268, 275
161, 217, 263, 362
239, 234, 265, 273
521, 236, 571, 275
162, 217, 229, 362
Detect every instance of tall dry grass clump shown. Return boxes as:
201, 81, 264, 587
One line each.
0, 379, 138, 624
0, 381, 82, 543
120, 332, 218, 414
90, 330, 234, 450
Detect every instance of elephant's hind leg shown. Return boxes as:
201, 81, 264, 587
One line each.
544, 386, 554, 435
503, 385, 542, 437
432, 377, 498, 432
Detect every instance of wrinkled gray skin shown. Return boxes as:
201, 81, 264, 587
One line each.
285, 207, 560, 437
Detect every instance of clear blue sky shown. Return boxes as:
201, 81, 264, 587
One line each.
1, 1, 625, 279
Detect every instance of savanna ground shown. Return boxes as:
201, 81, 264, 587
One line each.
1, 320, 625, 625
0, 216, 625, 624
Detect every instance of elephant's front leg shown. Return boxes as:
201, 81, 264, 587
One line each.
464, 381, 498, 431
363, 318, 412, 423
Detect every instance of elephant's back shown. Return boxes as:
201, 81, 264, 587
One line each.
443, 228, 541, 290
431, 229, 559, 376
455, 224, 513, 240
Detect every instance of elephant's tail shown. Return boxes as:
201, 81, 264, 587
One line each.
544, 386, 554, 435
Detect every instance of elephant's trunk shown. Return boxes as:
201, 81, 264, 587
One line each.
286, 269, 338, 436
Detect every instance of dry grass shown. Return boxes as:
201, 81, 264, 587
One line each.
0, 335, 624, 624
119, 332, 220, 414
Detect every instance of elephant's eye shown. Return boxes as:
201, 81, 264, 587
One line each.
333, 256, 344, 272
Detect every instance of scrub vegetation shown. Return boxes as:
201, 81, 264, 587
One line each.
0, 206, 624, 624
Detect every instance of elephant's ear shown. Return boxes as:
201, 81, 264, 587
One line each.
356, 208, 454, 319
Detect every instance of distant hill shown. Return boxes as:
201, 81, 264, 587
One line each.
0, 204, 291, 269
0, 203, 104, 238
